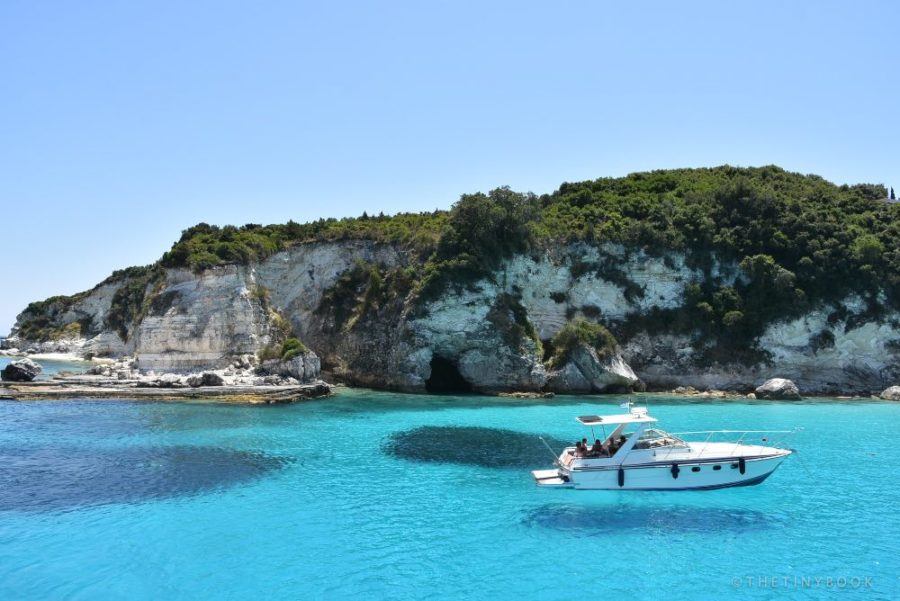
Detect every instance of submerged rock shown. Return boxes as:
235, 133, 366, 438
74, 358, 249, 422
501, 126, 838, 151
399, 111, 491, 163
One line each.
755, 378, 801, 400
673, 385, 699, 395
1, 358, 42, 382
497, 391, 555, 399
879, 386, 900, 401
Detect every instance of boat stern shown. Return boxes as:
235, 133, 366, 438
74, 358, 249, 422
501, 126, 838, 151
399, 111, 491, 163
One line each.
532, 469, 573, 488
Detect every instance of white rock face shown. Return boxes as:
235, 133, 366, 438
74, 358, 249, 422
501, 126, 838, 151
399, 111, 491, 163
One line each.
410, 286, 547, 392
500, 256, 572, 339
9, 240, 900, 394
82, 331, 130, 358
133, 267, 272, 372
255, 241, 405, 341
504, 245, 719, 337
6, 279, 127, 356
757, 301, 900, 393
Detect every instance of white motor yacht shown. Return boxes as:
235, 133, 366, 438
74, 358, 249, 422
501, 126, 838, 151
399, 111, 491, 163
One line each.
532, 404, 792, 490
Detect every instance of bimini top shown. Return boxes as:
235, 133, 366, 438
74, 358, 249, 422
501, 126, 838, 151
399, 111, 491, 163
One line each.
576, 408, 657, 426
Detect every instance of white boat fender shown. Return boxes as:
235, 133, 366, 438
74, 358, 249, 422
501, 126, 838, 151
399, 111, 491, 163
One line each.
671, 463, 680, 479
739, 457, 746, 474
617, 467, 625, 487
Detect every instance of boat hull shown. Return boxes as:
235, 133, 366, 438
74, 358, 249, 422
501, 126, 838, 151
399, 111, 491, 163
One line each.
533, 452, 789, 491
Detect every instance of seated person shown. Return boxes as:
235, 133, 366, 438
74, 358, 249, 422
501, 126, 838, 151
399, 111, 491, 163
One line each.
574, 441, 585, 456
601, 439, 612, 456
589, 439, 604, 456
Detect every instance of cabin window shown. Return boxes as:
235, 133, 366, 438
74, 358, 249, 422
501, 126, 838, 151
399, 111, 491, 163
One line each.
713, 464, 722, 471
631, 428, 687, 450
691, 466, 700, 472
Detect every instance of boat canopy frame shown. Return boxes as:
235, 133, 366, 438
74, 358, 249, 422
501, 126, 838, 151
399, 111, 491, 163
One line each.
576, 409, 657, 427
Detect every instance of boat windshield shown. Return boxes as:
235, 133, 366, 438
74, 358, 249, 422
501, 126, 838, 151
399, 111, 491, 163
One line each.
631, 428, 686, 450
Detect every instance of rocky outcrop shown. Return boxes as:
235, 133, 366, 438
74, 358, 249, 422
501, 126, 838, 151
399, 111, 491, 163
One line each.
259, 352, 321, 382
755, 378, 801, 400
546, 344, 639, 393
1, 358, 42, 382
880, 386, 900, 401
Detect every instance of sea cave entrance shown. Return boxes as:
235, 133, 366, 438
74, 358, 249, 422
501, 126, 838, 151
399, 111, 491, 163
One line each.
425, 355, 472, 393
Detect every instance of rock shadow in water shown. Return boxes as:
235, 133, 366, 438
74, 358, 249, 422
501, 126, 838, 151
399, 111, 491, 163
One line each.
384, 426, 570, 469
523, 504, 784, 535
0, 445, 289, 512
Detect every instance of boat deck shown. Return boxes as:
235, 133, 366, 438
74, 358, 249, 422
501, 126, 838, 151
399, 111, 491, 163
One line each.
531, 469, 571, 487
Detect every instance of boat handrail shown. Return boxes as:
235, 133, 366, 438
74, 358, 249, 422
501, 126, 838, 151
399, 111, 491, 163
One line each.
658, 429, 797, 458
670, 429, 794, 435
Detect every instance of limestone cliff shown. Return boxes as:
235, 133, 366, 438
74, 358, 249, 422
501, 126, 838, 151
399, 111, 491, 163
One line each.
6, 240, 899, 394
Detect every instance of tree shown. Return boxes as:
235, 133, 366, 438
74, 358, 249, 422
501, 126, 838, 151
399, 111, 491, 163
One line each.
851, 234, 885, 264
891, 187, 896, 201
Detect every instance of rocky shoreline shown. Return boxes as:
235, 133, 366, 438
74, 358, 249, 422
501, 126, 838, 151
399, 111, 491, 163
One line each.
0, 379, 331, 403
2, 350, 898, 403
0, 352, 332, 404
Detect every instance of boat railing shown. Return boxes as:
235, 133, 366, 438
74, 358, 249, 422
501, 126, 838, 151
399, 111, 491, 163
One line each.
664, 429, 797, 458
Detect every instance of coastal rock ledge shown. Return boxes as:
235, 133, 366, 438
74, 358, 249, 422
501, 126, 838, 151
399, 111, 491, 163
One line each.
755, 378, 801, 400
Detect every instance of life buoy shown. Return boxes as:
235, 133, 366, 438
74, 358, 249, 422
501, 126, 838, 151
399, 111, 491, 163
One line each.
738, 457, 746, 475
617, 467, 625, 487
671, 464, 680, 479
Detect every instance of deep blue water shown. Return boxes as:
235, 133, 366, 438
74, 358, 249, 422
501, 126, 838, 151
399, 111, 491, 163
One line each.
1, 391, 898, 600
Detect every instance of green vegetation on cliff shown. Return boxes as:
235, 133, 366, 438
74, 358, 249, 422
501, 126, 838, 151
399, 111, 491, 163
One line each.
157, 166, 895, 308
105, 265, 166, 341
548, 319, 618, 369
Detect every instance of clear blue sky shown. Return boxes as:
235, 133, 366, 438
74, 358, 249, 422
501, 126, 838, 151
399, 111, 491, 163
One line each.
1, 1, 898, 334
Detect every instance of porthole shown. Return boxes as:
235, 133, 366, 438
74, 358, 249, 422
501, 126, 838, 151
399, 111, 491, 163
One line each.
713, 465, 722, 471
691, 466, 701, 472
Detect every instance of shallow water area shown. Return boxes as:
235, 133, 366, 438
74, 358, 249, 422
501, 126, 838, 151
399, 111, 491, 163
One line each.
1, 390, 898, 599
0, 355, 89, 380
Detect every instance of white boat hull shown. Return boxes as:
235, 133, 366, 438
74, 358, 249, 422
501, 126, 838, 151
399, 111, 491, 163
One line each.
533, 450, 790, 491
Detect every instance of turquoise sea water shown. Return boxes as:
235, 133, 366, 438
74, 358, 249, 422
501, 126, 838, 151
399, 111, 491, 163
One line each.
1, 390, 898, 600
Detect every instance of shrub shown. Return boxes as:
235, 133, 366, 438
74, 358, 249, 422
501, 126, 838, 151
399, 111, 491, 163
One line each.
548, 318, 618, 369
105, 266, 165, 341
722, 310, 744, 328
280, 337, 308, 361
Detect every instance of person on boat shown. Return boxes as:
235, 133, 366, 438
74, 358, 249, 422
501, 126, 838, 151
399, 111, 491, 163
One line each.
589, 439, 603, 456
601, 439, 612, 456
574, 440, 585, 456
